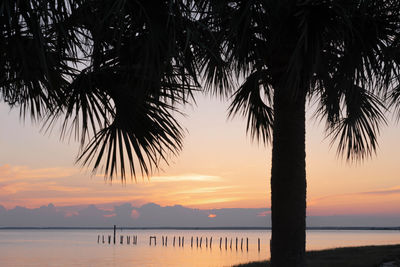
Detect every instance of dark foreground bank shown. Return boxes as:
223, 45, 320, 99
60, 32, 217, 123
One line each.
234, 244, 400, 267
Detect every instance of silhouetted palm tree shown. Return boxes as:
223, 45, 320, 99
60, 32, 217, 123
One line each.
198, 1, 400, 266
1, 0, 201, 179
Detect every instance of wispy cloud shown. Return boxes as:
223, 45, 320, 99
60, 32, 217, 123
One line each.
0, 164, 77, 181
310, 185, 400, 204
307, 185, 400, 216
175, 186, 234, 194
150, 174, 222, 183
359, 186, 400, 196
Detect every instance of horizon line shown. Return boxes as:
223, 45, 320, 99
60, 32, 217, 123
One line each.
1, 226, 399, 230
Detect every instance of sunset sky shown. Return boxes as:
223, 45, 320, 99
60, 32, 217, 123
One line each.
1, 93, 400, 217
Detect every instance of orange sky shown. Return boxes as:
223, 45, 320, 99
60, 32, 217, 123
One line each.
0, 94, 399, 216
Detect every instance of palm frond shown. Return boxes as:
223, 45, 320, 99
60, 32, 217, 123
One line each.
62, 0, 199, 179
328, 85, 387, 161
77, 93, 184, 180
0, 0, 79, 121
228, 69, 274, 144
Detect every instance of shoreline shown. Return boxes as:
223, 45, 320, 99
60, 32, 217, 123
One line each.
234, 244, 400, 267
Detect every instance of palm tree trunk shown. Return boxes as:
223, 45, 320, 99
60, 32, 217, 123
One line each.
270, 88, 307, 267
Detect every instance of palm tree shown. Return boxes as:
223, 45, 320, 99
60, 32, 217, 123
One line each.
198, 1, 400, 266
1, 0, 201, 179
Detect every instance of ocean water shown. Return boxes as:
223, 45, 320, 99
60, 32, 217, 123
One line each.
0, 229, 399, 266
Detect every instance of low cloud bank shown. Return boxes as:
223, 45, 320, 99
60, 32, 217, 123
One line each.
0, 203, 399, 227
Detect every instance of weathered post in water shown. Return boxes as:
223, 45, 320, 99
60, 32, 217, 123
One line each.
97, 235, 100, 243
219, 237, 222, 249
236, 237, 238, 250
258, 238, 260, 252
113, 225, 116, 244
225, 237, 227, 250
246, 238, 248, 251
210, 237, 212, 248
191, 236, 193, 247
182, 237, 184, 247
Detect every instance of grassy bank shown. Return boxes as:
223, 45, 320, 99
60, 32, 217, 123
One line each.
234, 244, 400, 267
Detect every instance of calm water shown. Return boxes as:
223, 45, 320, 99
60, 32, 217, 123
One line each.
0, 229, 399, 266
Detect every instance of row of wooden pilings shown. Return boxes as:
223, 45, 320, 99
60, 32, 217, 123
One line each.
97, 234, 138, 245
150, 236, 261, 252
97, 225, 138, 245
98, 226, 262, 251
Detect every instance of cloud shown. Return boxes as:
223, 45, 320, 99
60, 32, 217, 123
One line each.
1, 202, 399, 228
307, 185, 400, 216
175, 186, 235, 194
0, 202, 271, 227
0, 164, 77, 181
309, 185, 400, 205
150, 174, 222, 183
360, 186, 400, 196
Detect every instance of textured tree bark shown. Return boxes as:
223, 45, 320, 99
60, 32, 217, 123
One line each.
270, 87, 307, 267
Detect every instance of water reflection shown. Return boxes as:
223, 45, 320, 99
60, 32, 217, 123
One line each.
0, 229, 399, 266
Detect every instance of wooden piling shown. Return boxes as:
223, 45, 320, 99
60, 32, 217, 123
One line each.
236, 237, 238, 250
191, 236, 193, 247
206, 237, 208, 248
219, 237, 222, 249
162, 236, 164, 246
179, 236, 181, 247
102, 235, 105, 243
108, 235, 111, 244
97, 235, 100, 243
225, 237, 227, 250
230, 238, 232, 249
127, 236, 130, 244
182, 237, 184, 247
173, 236, 176, 246
210, 237, 212, 248
113, 225, 116, 244
246, 238, 248, 251
149, 236, 156, 246
120, 235, 123, 244
258, 238, 260, 252
165, 236, 167, 246
196, 237, 198, 247
200, 237, 202, 248
241, 238, 243, 250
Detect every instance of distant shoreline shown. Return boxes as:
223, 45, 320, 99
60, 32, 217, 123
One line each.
0, 226, 399, 230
